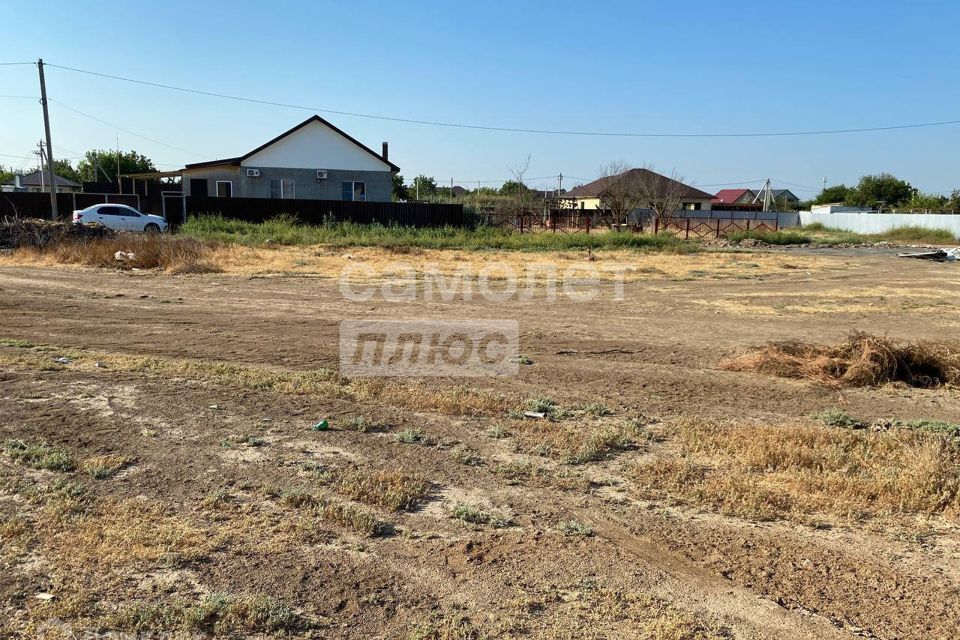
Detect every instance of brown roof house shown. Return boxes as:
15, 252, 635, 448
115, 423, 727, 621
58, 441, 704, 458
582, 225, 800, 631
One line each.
563, 168, 714, 213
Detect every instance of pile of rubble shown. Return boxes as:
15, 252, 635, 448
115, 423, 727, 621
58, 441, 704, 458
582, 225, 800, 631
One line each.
0, 217, 115, 250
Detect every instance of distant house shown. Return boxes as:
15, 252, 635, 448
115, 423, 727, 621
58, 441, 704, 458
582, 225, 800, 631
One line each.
563, 169, 714, 211
712, 188, 756, 206
772, 189, 800, 205
181, 115, 399, 202
1, 170, 81, 193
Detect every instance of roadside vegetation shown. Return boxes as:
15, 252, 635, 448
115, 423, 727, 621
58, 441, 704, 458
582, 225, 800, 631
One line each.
180, 214, 696, 252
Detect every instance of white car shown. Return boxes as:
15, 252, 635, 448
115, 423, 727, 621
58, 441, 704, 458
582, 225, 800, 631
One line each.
72, 204, 168, 233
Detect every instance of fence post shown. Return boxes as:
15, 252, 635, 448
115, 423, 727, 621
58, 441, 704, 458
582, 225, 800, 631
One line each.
716, 219, 721, 238
746, 219, 750, 231
685, 218, 690, 239
654, 217, 659, 235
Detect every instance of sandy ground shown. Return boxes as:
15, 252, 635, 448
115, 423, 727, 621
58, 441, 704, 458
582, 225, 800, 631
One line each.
1, 248, 959, 639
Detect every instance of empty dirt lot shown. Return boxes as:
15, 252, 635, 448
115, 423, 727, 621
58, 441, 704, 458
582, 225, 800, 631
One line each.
1, 247, 959, 639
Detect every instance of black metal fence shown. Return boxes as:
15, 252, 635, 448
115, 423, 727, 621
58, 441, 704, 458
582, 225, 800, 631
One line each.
186, 196, 467, 227
0, 192, 141, 219
0, 191, 467, 228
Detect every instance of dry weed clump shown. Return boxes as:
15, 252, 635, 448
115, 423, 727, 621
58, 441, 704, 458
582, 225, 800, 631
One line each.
280, 490, 389, 536
14, 234, 222, 274
511, 420, 635, 464
722, 331, 960, 388
633, 419, 960, 522
106, 593, 307, 635
328, 469, 429, 511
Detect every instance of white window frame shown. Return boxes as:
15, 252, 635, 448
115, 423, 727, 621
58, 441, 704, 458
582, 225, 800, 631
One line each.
215, 180, 233, 198
270, 178, 295, 199
342, 181, 366, 202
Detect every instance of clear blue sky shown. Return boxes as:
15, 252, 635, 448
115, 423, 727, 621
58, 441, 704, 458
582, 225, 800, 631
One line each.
2, 0, 958, 197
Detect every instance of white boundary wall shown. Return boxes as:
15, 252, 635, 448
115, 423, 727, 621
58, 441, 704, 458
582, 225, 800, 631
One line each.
796, 211, 960, 236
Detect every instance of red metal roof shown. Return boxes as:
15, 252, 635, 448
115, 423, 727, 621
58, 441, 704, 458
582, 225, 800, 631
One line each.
712, 188, 753, 204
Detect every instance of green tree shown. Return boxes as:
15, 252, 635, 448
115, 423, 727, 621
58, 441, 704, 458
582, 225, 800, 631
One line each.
392, 174, 409, 201
499, 180, 529, 196
411, 175, 437, 199
47, 159, 81, 184
905, 192, 948, 212
813, 184, 851, 205
845, 173, 915, 208
77, 149, 157, 183
0, 164, 13, 184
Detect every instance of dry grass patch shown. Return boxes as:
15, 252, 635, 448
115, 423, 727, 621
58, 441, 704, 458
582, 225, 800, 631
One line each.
43, 498, 216, 573
0, 340, 519, 417
10, 234, 224, 274
722, 331, 960, 388
281, 490, 389, 536
328, 468, 430, 511
510, 420, 635, 464
80, 454, 133, 479
632, 419, 960, 522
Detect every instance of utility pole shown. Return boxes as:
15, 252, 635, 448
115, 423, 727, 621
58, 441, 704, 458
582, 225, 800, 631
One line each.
37, 58, 58, 219
558, 173, 563, 198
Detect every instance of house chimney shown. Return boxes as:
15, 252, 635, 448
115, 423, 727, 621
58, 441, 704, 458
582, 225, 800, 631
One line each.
14, 174, 22, 190
381, 142, 388, 162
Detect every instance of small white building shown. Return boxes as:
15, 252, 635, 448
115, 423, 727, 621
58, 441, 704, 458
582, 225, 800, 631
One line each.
810, 204, 874, 214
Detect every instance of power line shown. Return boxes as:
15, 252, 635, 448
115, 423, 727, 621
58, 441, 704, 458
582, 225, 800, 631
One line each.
50, 99, 201, 156
0, 62, 35, 66
45, 62, 960, 139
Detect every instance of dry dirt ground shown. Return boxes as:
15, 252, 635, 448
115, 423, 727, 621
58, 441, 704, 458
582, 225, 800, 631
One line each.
1, 247, 959, 639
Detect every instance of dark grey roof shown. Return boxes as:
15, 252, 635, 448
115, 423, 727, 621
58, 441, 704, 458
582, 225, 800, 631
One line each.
2, 170, 80, 188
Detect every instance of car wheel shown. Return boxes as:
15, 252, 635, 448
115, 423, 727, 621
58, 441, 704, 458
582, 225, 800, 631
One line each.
144, 223, 161, 234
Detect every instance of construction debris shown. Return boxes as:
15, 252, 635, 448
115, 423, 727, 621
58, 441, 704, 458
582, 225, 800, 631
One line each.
897, 248, 960, 262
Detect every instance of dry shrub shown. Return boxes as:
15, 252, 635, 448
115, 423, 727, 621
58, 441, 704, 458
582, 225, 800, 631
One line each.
633, 419, 960, 522
722, 331, 960, 388
15, 234, 222, 274
0, 218, 113, 249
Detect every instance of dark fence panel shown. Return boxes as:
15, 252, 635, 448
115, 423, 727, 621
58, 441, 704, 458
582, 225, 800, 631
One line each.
187, 196, 467, 227
0, 192, 141, 219
2, 192, 466, 228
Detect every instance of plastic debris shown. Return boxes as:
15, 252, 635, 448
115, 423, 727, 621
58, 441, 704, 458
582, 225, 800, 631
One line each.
54, 356, 72, 365
311, 419, 330, 431
523, 411, 546, 419
208, 404, 221, 410
114, 251, 136, 261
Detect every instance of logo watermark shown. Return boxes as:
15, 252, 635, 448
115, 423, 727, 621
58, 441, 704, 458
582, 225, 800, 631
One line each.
340, 320, 519, 377
338, 261, 628, 303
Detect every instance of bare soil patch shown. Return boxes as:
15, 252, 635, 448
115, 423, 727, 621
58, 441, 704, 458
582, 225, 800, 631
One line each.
1, 250, 959, 639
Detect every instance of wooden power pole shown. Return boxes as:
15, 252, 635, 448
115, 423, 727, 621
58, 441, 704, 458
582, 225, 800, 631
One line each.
37, 58, 58, 219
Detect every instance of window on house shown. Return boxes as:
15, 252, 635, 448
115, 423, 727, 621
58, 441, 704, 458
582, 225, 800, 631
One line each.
341, 181, 366, 201
270, 178, 295, 199
216, 181, 233, 198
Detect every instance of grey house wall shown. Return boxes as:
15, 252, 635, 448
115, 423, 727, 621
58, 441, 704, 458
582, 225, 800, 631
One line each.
182, 166, 392, 202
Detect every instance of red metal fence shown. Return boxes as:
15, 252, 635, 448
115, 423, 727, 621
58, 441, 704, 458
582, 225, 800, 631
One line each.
653, 216, 778, 239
